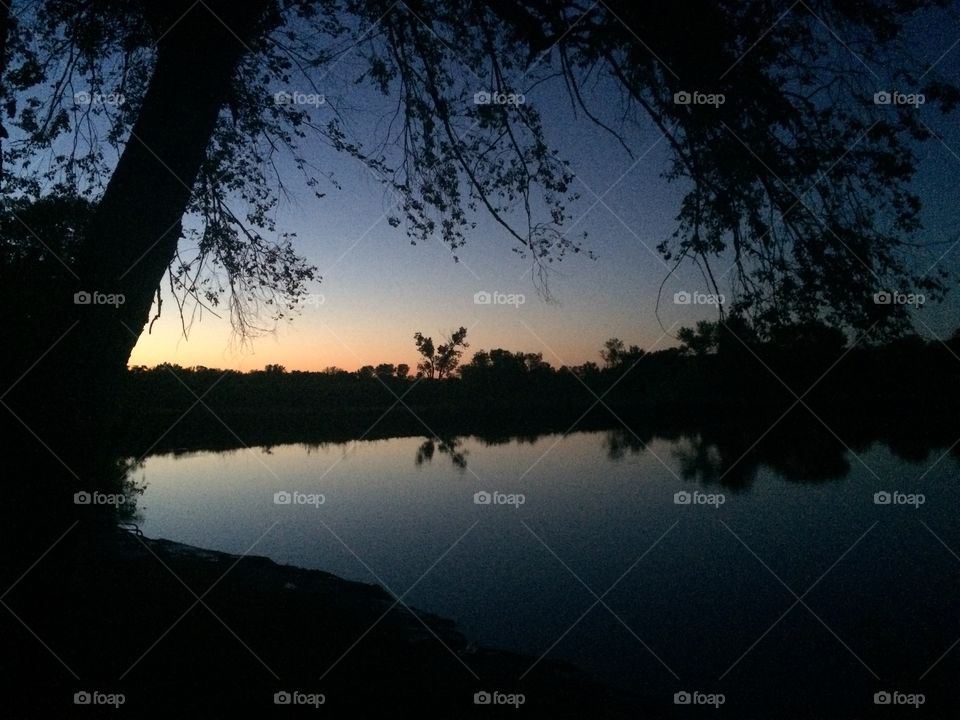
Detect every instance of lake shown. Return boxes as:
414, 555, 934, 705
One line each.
130, 428, 960, 714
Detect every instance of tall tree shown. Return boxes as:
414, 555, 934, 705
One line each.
413, 331, 436, 378
413, 327, 468, 378
434, 326, 469, 379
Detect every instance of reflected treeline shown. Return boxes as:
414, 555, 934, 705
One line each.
669, 422, 853, 491
595, 421, 853, 489
399, 404, 959, 488
616, 408, 958, 490
415, 436, 468, 469
602, 428, 648, 461
121, 402, 960, 492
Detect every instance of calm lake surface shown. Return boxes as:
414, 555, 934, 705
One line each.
132, 429, 960, 712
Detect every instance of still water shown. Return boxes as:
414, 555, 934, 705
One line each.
132, 429, 960, 712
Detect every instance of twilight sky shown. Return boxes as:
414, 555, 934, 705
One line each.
128, 10, 960, 373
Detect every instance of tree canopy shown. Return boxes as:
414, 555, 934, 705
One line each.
414, 326, 468, 378
2, 0, 957, 353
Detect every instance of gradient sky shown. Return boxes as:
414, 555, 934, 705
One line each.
128, 9, 960, 373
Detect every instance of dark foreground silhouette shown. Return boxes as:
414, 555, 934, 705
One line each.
1, 520, 641, 718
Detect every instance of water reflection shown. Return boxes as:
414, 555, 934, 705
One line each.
602, 427, 649, 461
415, 436, 468, 469
396, 413, 960, 491
670, 428, 852, 490
128, 421, 960, 713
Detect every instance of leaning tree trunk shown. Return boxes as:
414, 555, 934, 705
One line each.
0, 2, 10, 181
4, 0, 272, 524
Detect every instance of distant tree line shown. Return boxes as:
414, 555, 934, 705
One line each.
115, 318, 960, 457
124, 320, 960, 420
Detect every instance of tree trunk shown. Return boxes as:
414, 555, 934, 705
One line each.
4, 0, 272, 510
77, 0, 272, 370
0, 2, 10, 182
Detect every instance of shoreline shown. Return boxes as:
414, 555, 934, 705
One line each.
2, 523, 644, 717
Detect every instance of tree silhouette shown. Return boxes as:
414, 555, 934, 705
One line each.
414, 327, 468, 379
601, 338, 626, 368
413, 332, 436, 378
434, 327, 469, 379
601, 337, 644, 368
374, 363, 396, 379
2, 0, 958, 481
677, 322, 720, 358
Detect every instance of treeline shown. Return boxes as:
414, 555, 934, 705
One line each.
114, 320, 960, 456
124, 321, 960, 417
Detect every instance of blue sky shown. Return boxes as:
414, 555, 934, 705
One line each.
129, 8, 960, 372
